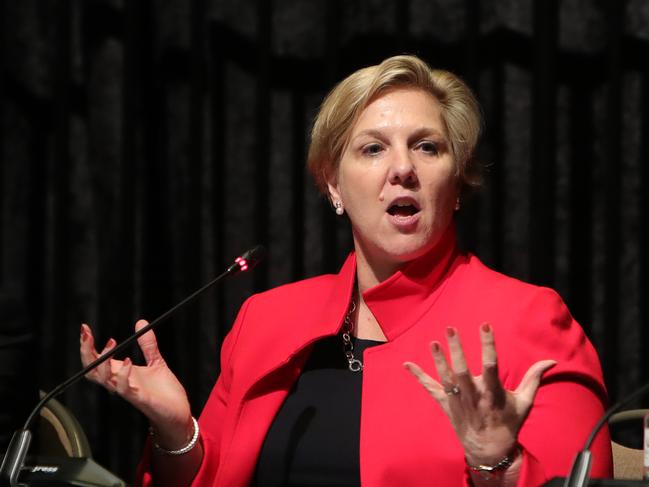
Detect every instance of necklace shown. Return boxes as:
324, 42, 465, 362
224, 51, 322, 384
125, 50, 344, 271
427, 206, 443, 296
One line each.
341, 298, 363, 372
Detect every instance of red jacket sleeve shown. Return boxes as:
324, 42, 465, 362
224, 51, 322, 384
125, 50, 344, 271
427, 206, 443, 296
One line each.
498, 287, 612, 485
135, 297, 253, 487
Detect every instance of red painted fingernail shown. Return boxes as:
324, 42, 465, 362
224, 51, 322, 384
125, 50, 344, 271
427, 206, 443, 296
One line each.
431, 341, 441, 352
481, 323, 491, 333
446, 326, 455, 337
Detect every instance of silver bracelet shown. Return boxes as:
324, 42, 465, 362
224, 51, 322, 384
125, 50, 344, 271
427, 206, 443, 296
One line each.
150, 417, 200, 456
466, 445, 520, 480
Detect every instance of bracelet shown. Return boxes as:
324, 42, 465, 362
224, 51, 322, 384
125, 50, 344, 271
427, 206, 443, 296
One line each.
466, 445, 520, 480
150, 417, 200, 456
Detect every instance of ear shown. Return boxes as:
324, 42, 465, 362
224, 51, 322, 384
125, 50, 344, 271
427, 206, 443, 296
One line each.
325, 169, 341, 204
328, 183, 342, 203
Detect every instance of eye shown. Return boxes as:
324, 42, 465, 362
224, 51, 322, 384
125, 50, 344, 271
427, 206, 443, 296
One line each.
417, 141, 439, 155
361, 142, 383, 156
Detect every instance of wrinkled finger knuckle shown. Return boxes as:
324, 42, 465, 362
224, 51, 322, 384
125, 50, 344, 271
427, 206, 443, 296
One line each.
481, 333, 495, 343
407, 367, 422, 378
433, 353, 446, 365
417, 378, 434, 392
435, 365, 450, 378
448, 340, 461, 352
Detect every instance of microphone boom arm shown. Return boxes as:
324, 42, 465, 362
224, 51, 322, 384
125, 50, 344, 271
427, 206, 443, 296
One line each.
0, 245, 266, 487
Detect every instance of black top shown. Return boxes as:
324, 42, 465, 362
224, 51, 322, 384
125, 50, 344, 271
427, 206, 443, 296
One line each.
252, 335, 383, 487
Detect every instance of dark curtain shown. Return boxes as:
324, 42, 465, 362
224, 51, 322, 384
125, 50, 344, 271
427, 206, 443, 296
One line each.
2, 0, 648, 481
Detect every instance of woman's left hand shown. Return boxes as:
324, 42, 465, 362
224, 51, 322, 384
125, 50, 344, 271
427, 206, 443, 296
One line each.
404, 323, 556, 467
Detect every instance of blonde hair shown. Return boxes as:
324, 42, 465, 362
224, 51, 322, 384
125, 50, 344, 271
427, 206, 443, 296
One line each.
307, 55, 483, 195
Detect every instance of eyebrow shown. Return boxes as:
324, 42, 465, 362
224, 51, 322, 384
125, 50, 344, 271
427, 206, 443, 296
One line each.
351, 127, 448, 142
349, 129, 387, 142
408, 127, 447, 141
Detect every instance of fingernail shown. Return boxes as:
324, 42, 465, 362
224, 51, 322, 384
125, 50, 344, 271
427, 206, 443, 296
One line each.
481, 323, 491, 333
431, 341, 441, 353
123, 357, 131, 366
446, 326, 455, 337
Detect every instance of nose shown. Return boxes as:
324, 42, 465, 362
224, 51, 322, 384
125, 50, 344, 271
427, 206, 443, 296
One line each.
387, 149, 418, 188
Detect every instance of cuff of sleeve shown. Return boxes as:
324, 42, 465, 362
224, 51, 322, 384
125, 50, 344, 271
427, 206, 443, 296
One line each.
134, 437, 154, 487
515, 443, 549, 487
188, 430, 217, 486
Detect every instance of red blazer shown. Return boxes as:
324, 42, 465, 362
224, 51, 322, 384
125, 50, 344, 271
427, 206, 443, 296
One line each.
139, 230, 612, 486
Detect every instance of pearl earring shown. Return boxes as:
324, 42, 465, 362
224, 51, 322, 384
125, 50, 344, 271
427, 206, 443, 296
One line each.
334, 201, 344, 216
455, 197, 461, 211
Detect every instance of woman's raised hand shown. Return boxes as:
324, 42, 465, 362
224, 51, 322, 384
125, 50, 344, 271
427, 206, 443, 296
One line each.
80, 320, 193, 449
404, 324, 556, 467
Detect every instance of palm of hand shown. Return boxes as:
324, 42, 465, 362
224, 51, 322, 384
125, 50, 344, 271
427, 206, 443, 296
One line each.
404, 324, 556, 464
80, 321, 191, 429
108, 357, 191, 427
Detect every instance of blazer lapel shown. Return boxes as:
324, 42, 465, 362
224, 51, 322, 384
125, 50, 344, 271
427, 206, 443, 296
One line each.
215, 253, 357, 486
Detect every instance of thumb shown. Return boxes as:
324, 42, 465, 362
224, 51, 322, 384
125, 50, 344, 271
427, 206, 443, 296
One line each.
514, 359, 557, 413
135, 319, 164, 365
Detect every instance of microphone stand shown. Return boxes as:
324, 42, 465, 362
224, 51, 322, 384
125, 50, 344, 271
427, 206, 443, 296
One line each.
563, 381, 649, 487
0, 245, 266, 487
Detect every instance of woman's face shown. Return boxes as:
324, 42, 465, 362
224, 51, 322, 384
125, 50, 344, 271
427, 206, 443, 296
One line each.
328, 87, 458, 274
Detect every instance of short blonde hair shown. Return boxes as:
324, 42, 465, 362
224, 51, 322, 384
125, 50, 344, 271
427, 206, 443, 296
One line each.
307, 55, 483, 195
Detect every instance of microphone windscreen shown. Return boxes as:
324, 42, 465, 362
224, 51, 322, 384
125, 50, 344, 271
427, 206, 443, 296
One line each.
240, 245, 267, 269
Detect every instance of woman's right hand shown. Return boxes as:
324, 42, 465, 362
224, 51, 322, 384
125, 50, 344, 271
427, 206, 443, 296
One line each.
80, 320, 194, 450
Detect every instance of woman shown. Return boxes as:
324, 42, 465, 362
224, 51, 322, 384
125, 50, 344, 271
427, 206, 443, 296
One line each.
80, 55, 612, 486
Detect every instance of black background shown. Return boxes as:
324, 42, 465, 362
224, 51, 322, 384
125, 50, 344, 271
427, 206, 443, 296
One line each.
1, 0, 648, 482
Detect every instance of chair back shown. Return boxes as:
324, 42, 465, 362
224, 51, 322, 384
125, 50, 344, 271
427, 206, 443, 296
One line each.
36, 391, 92, 458
609, 408, 647, 480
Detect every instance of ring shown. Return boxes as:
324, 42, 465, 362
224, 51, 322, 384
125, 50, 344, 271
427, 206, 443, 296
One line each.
444, 384, 460, 396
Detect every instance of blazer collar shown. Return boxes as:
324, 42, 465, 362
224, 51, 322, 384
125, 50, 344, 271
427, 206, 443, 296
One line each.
245, 224, 459, 393
362, 225, 460, 341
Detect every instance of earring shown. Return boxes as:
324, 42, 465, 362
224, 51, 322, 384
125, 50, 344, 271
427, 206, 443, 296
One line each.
455, 197, 461, 211
334, 200, 344, 216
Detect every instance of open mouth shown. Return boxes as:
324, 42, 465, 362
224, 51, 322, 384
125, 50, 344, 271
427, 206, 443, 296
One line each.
387, 202, 420, 217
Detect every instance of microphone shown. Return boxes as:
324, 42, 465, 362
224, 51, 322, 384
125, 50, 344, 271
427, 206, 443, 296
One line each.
225, 244, 266, 274
562, 381, 649, 487
0, 245, 266, 487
